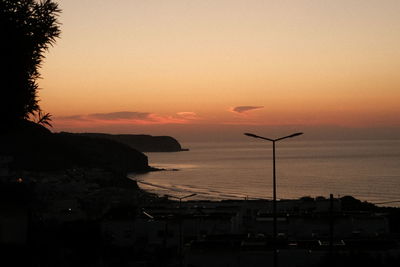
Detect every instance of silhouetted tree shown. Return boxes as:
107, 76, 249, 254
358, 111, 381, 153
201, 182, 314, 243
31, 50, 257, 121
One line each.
34, 110, 53, 127
0, 0, 60, 128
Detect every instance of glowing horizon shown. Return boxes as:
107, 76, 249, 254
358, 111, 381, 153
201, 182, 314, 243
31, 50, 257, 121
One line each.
39, 0, 400, 138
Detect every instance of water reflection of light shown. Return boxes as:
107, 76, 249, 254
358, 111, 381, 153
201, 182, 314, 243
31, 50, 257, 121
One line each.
150, 163, 198, 169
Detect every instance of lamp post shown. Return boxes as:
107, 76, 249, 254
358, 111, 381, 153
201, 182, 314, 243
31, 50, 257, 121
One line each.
166, 193, 197, 267
244, 132, 303, 267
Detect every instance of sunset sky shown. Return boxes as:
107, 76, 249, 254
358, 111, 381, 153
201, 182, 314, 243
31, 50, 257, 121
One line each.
39, 0, 400, 141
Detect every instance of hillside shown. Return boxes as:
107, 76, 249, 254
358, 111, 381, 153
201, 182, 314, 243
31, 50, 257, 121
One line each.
1, 120, 150, 173
69, 132, 186, 152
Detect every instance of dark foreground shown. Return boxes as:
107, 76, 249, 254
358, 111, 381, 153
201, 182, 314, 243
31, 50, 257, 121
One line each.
1, 166, 400, 267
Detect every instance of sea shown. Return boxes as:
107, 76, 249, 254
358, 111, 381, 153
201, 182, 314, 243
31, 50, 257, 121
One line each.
129, 140, 400, 206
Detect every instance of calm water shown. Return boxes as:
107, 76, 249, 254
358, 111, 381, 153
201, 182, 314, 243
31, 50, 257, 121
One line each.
129, 140, 400, 206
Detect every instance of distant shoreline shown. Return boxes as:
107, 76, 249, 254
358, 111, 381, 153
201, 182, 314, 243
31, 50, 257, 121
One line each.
130, 178, 400, 210
131, 178, 399, 208
62, 132, 187, 152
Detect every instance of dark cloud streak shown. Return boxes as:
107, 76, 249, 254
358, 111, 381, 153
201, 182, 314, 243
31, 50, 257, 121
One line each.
232, 106, 264, 114
88, 111, 151, 120
59, 115, 90, 121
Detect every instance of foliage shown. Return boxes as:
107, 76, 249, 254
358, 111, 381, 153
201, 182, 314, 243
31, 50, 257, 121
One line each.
0, 0, 60, 126
34, 110, 52, 127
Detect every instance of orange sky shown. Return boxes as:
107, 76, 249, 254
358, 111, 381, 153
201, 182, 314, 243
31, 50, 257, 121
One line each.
39, 0, 400, 140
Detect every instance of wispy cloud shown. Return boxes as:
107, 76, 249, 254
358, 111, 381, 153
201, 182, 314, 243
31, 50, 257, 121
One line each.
61, 115, 91, 121
88, 111, 151, 121
231, 106, 264, 114
176, 111, 199, 120
56, 111, 198, 126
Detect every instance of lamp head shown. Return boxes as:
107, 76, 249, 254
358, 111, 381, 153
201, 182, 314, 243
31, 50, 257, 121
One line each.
288, 132, 303, 138
244, 133, 259, 138
183, 193, 197, 199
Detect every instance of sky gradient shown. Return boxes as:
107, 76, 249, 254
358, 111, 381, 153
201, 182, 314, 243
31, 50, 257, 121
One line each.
39, 0, 400, 141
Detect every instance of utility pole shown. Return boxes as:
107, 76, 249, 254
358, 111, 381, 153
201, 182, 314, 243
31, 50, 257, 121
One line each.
329, 194, 334, 258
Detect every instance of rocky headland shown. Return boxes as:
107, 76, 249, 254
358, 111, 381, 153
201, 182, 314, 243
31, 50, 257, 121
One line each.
1, 121, 150, 173
1, 120, 163, 224
65, 132, 187, 152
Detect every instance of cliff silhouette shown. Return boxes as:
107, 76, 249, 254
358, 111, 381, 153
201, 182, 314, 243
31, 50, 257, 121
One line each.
1, 120, 149, 173
67, 132, 186, 152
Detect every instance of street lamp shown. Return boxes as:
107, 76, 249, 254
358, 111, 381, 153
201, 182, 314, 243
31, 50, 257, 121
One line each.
166, 193, 197, 267
244, 132, 303, 267
166, 193, 198, 206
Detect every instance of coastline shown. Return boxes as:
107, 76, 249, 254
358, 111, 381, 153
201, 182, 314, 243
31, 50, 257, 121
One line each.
140, 140, 400, 207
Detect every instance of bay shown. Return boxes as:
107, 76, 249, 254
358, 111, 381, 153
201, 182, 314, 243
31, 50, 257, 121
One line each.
129, 140, 400, 206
